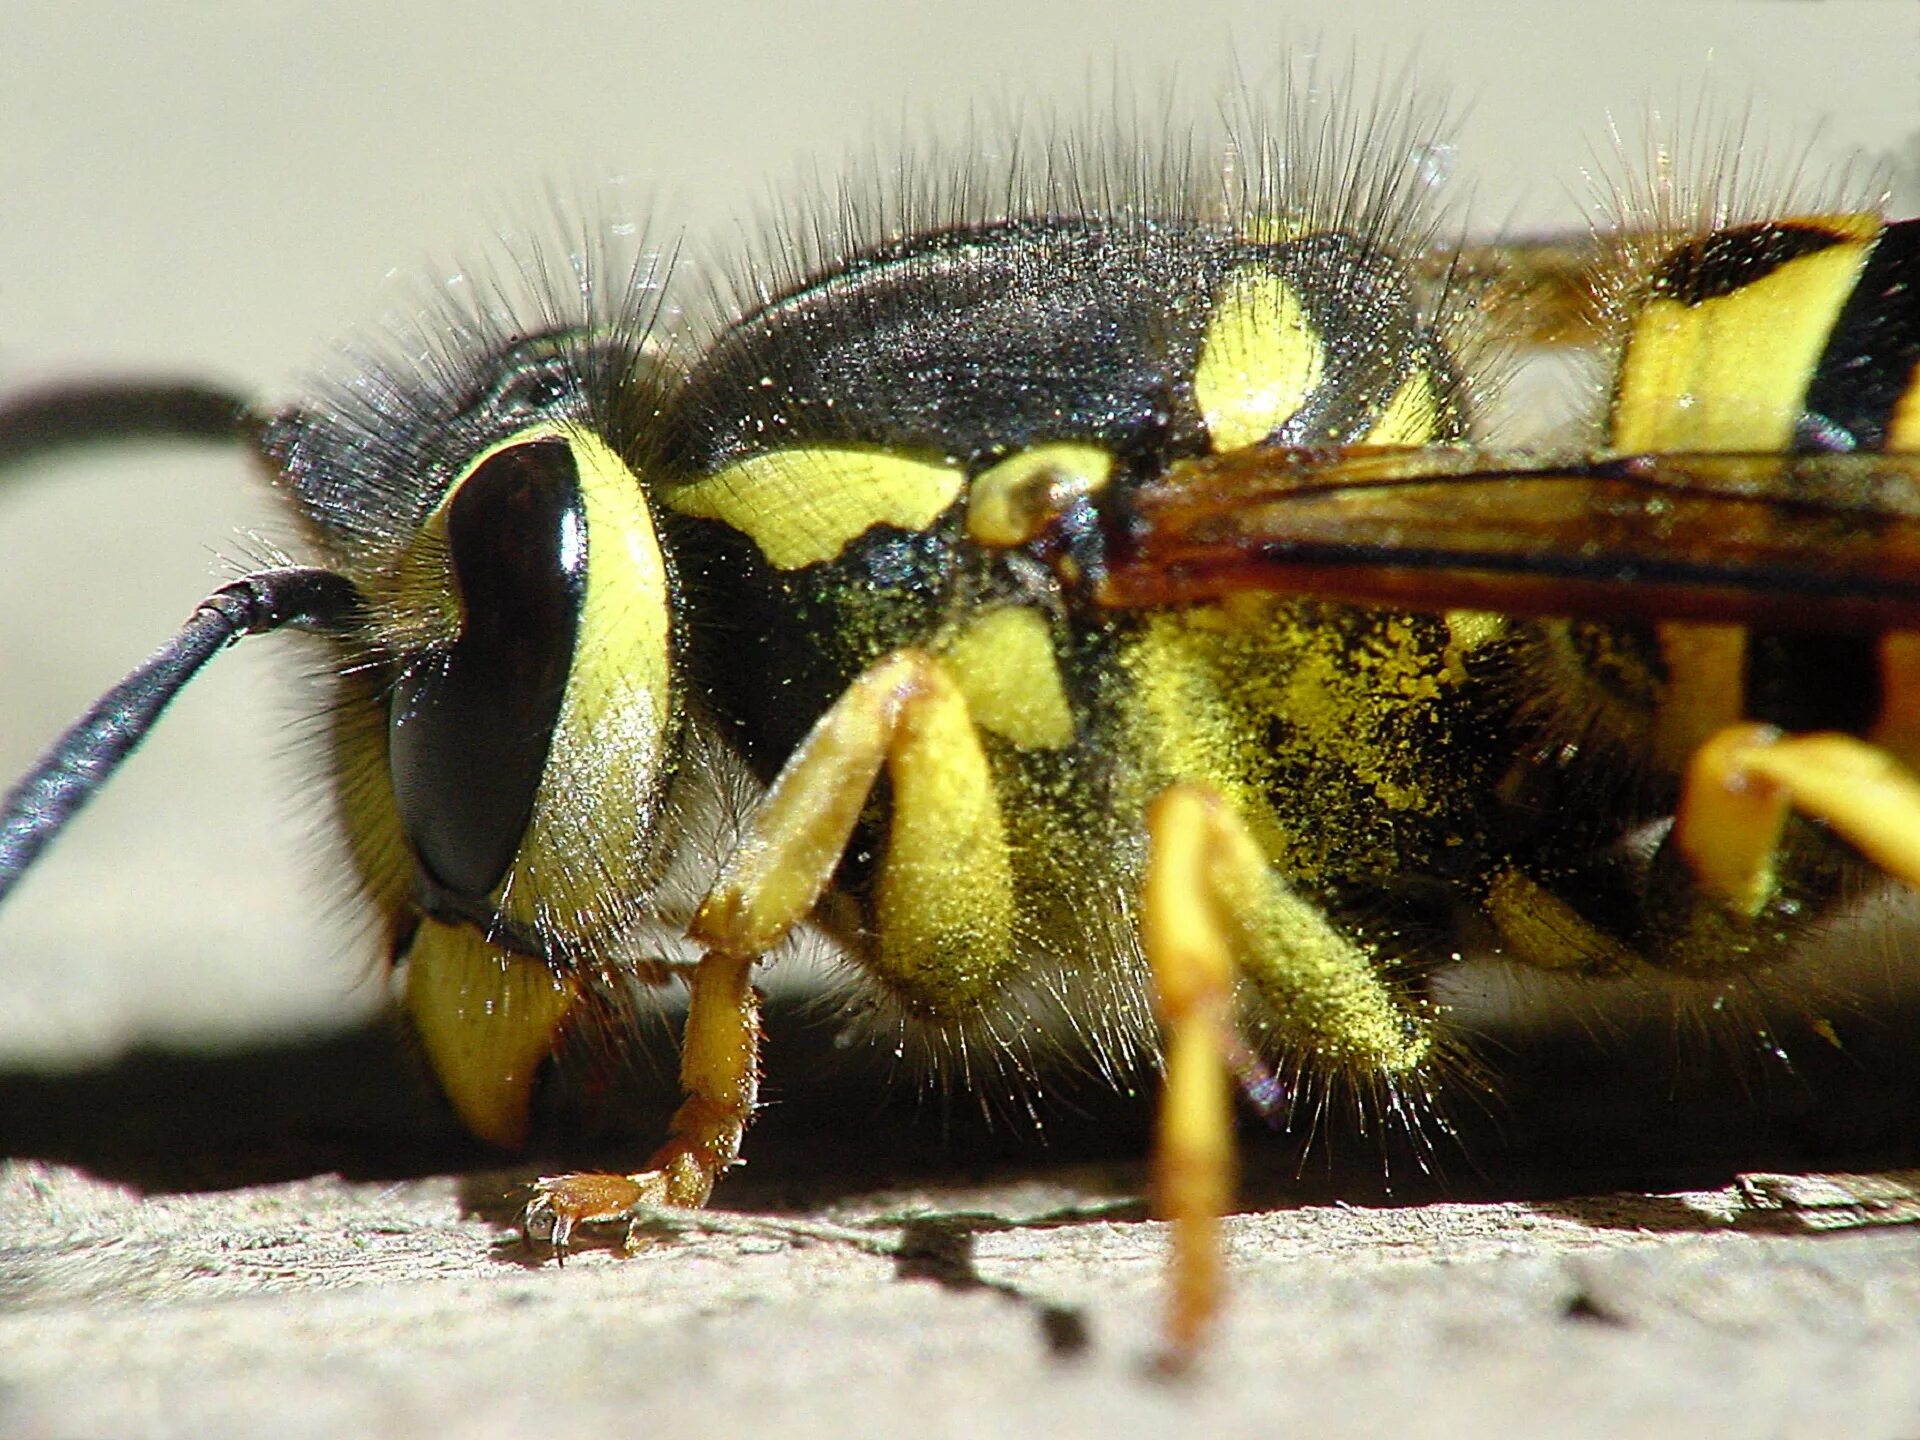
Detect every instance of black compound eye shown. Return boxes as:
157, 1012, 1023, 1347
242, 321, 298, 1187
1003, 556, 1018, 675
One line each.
388, 437, 588, 904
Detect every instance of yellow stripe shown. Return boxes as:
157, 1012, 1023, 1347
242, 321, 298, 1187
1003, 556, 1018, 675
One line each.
503, 424, 678, 930
1612, 239, 1873, 451
667, 446, 964, 570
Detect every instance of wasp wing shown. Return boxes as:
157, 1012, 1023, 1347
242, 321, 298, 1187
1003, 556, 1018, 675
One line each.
1099, 446, 1920, 632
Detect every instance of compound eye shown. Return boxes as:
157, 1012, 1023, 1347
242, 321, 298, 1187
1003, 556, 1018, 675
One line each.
388, 437, 587, 904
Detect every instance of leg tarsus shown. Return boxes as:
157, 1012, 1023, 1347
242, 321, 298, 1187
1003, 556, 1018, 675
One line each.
521, 949, 760, 1260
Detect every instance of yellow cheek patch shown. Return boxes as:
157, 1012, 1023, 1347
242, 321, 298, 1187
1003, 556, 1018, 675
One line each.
666, 446, 964, 570
937, 606, 1076, 750
965, 443, 1113, 548
1611, 238, 1873, 451
1195, 269, 1324, 453
1361, 368, 1444, 444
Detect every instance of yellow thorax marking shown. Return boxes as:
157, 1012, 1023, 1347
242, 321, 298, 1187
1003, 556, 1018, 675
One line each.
1195, 268, 1324, 453
965, 443, 1114, 548
666, 446, 964, 569
1361, 367, 1443, 444
937, 606, 1076, 750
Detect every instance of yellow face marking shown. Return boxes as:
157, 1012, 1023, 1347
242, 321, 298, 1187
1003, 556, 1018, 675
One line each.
368, 423, 679, 938
1195, 269, 1324, 453
1361, 368, 1444, 444
937, 606, 1076, 749
666, 446, 964, 570
965, 443, 1113, 548
1611, 239, 1874, 451
377, 421, 680, 1144
376, 422, 683, 948
403, 918, 577, 1148
504, 425, 677, 932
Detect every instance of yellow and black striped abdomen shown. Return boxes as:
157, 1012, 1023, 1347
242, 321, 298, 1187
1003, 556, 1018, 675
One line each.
1501, 211, 1920, 979
1611, 213, 1920, 455
1547, 213, 1920, 774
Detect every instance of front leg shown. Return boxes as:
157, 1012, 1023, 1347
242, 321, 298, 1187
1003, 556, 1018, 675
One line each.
525, 949, 760, 1256
524, 647, 1008, 1252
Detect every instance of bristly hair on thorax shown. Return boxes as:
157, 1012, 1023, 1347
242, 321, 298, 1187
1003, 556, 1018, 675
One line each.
263, 200, 685, 569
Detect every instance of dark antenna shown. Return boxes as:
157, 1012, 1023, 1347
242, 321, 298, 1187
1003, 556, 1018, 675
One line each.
0, 377, 257, 465
0, 569, 361, 904
0, 383, 364, 903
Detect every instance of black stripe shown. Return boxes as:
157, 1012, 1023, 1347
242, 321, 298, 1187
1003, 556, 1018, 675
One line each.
1743, 630, 1883, 735
1799, 219, 1920, 454
1651, 221, 1846, 306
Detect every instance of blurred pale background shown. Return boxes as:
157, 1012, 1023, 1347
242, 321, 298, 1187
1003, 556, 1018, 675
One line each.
0, 0, 1915, 1072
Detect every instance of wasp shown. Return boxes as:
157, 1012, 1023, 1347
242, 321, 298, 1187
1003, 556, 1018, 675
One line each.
4, 92, 1919, 1368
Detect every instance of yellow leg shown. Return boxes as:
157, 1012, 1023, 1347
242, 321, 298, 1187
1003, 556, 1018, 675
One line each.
696, 645, 1016, 1016
525, 949, 760, 1254
691, 653, 931, 956
1140, 780, 1441, 1366
1676, 722, 1920, 915
526, 645, 1015, 1250
1143, 785, 1237, 1369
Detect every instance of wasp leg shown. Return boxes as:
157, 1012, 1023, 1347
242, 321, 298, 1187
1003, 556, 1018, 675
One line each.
1675, 723, 1920, 916
695, 649, 1015, 1015
526, 648, 1013, 1251
1141, 781, 1439, 1367
525, 947, 760, 1254
1141, 785, 1237, 1368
